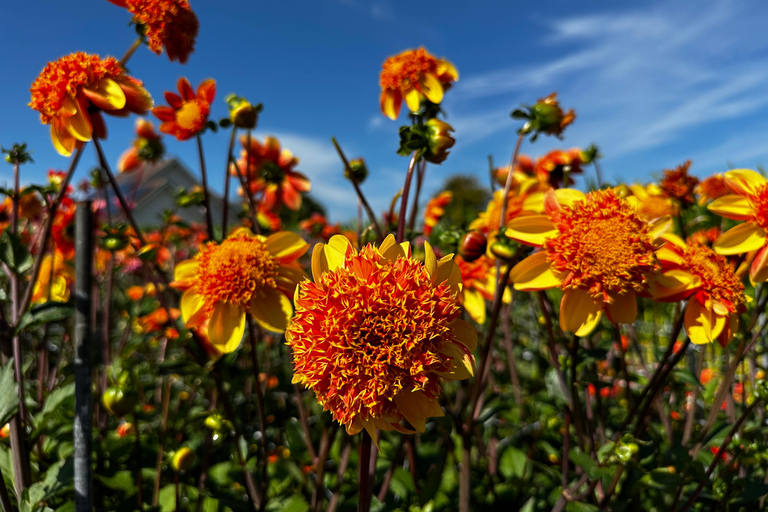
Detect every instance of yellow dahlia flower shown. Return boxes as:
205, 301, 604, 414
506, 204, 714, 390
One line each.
172, 228, 308, 353
708, 169, 768, 283
286, 235, 476, 437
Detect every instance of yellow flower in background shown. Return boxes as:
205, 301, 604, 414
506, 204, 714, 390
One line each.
379, 47, 458, 120
32, 252, 74, 304
172, 228, 308, 353
618, 183, 679, 221
423, 191, 452, 236
508, 189, 668, 336
649, 235, 746, 345
287, 235, 476, 437
455, 255, 511, 324
708, 169, 768, 283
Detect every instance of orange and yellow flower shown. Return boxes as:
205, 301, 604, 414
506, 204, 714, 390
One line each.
697, 174, 729, 205
379, 48, 458, 120
29, 52, 153, 156
618, 183, 679, 221
299, 213, 341, 241
233, 135, 311, 211
508, 189, 668, 335
153, 77, 215, 141
118, 118, 165, 173
107, 0, 199, 64
32, 251, 74, 304
708, 169, 768, 283
649, 235, 746, 345
172, 228, 308, 353
287, 234, 476, 436
423, 191, 452, 236
660, 160, 699, 205
533, 149, 586, 189
455, 255, 511, 324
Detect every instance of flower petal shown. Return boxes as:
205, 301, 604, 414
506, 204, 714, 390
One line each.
82, 78, 126, 111
449, 318, 478, 352
437, 342, 475, 380
153, 106, 177, 122
404, 86, 421, 112
180, 291, 207, 327
380, 89, 401, 120
713, 223, 767, 255
178, 77, 195, 101
50, 122, 75, 157
462, 288, 486, 324
394, 390, 443, 433
251, 287, 293, 333
560, 287, 603, 336
265, 231, 309, 262
418, 73, 444, 104
605, 289, 637, 325
208, 302, 245, 353
708, 195, 756, 221
648, 269, 700, 302
198, 79, 216, 104
509, 251, 565, 291
62, 97, 93, 142
506, 215, 557, 247
685, 299, 726, 345
751, 245, 768, 283
424, 241, 437, 282
724, 169, 767, 197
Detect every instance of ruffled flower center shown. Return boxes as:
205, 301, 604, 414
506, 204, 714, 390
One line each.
546, 190, 658, 299
682, 243, 745, 313
379, 48, 438, 90
194, 235, 278, 308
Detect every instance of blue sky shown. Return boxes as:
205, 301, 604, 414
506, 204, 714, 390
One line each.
2, 0, 768, 222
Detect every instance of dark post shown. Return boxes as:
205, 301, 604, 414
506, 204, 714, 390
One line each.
74, 201, 93, 511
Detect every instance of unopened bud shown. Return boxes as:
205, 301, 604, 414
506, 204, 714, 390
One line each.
458, 231, 487, 262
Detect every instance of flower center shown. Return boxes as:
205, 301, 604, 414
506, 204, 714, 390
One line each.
288, 248, 460, 425
750, 184, 768, 231
194, 235, 278, 308
379, 48, 438, 90
546, 190, 658, 299
176, 100, 206, 131
682, 242, 745, 313
261, 161, 285, 184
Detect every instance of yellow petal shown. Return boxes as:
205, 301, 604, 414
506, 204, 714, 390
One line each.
378, 234, 397, 254
648, 216, 673, 240
424, 241, 437, 282
208, 302, 245, 353
708, 195, 756, 220
418, 73, 444, 104
462, 288, 486, 324
435, 256, 462, 295
685, 300, 725, 345
506, 215, 557, 246
180, 291, 207, 327
310, 243, 328, 283
509, 251, 565, 291
659, 233, 687, 249
82, 78, 127, 111
713, 223, 767, 255
380, 89, 401, 120
394, 390, 443, 433
724, 169, 767, 197
436, 343, 475, 380
250, 287, 293, 333
174, 259, 199, 283
655, 245, 685, 266
62, 97, 93, 142
560, 288, 602, 336
605, 290, 637, 325
404, 86, 421, 112
648, 269, 700, 301
436, 60, 459, 81
449, 318, 478, 352
554, 188, 586, 208
328, 234, 355, 256
50, 122, 75, 157
751, 246, 768, 283
265, 231, 309, 262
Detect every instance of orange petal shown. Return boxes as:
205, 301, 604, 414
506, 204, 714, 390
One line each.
708, 194, 755, 221
509, 251, 565, 291
506, 215, 557, 247
560, 288, 602, 336
164, 92, 182, 109
198, 79, 216, 104
153, 106, 177, 122
713, 223, 767, 255
250, 287, 292, 333
380, 89, 401, 120
178, 77, 195, 101
751, 245, 768, 283
605, 290, 637, 325
208, 302, 245, 353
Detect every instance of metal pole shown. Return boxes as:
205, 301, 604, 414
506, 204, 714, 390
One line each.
74, 200, 93, 512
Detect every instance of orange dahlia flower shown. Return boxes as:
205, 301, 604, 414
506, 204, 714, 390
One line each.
379, 47, 458, 120
107, 0, 199, 64
153, 77, 215, 141
233, 135, 311, 212
660, 160, 699, 205
456, 254, 511, 324
32, 251, 74, 304
649, 234, 746, 345
508, 189, 668, 336
171, 228, 308, 353
696, 174, 729, 205
29, 52, 153, 156
708, 169, 768, 283
423, 191, 452, 236
618, 183, 679, 221
534, 149, 586, 189
118, 118, 165, 173
287, 234, 476, 436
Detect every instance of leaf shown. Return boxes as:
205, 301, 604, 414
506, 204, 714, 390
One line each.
390, 467, 416, 498
17, 302, 74, 332
565, 502, 599, 512
97, 470, 135, 493
499, 447, 527, 480
158, 484, 176, 512
0, 359, 19, 427
0, 231, 33, 274
639, 468, 682, 489
545, 368, 569, 405
569, 450, 613, 480
280, 495, 309, 512
34, 382, 75, 432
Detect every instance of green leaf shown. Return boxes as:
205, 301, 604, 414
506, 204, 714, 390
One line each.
565, 502, 599, 512
545, 368, 569, 405
34, 382, 75, 433
17, 302, 74, 332
0, 359, 19, 427
499, 447, 527, 480
390, 467, 416, 498
279, 495, 309, 512
639, 468, 682, 489
0, 231, 33, 274
97, 470, 135, 493
569, 450, 613, 480
158, 484, 176, 512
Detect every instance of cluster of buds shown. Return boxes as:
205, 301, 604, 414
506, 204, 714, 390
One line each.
397, 118, 456, 164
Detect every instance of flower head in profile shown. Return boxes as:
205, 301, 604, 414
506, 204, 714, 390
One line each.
423, 191, 452, 236
118, 118, 165, 173
534, 149, 586, 188
32, 251, 74, 304
697, 174, 729, 205
107, 0, 199, 64
379, 47, 458, 120
649, 234, 746, 346
233, 135, 311, 211
153, 77, 215, 141
512, 93, 575, 140
508, 189, 668, 335
171, 228, 308, 353
29, 52, 153, 156
660, 160, 699, 205
287, 235, 476, 436
708, 169, 768, 283
455, 254, 511, 325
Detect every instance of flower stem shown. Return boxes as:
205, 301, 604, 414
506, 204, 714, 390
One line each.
222, 128, 237, 237
195, 134, 215, 241
407, 159, 427, 233
331, 138, 383, 242
132, 412, 143, 508
245, 317, 268, 500
228, 155, 260, 234
396, 151, 420, 244
120, 37, 143, 68
357, 431, 373, 512
498, 133, 525, 228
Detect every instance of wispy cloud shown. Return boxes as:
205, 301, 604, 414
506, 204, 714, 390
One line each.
445, 0, 768, 179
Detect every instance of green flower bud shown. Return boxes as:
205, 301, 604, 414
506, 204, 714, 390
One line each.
424, 119, 455, 164
345, 158, 369, 184
226, 94, 261, 129
102, 387, 137, 418
172, 447, 196, 472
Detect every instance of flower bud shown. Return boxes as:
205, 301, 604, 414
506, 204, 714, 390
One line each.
490, 241, 515, 261
226, 95, 260, 129
102, 387, 137, 417
458, 231, 487, 262
424, 118, 455, 164
345, 158, 368, 184
172, 447, 196, 472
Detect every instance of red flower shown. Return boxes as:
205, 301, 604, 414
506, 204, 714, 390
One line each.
153, 77, 215, 141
